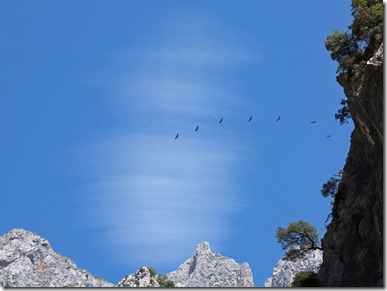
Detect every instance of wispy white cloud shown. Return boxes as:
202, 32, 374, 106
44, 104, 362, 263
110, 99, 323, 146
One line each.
79, 13, 258, 270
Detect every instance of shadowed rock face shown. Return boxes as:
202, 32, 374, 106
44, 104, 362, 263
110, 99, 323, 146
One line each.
0, 228, 113, 287
264, 249, 323, 287
167, 241, 254, 287
319, 45, 383, 287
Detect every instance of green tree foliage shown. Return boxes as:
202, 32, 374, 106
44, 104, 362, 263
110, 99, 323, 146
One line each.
326, 0, 383, 74
325, 29, 360, 74
276, 220, 321, 261
350, 0, 383, 53
321, 176, 341, 198
147, 266, 157, 277
146, 267, 175, 287
157, 275, 175, 288
335, 99, 352, 124
325, 0, 383, 124
291, 271, 319, 287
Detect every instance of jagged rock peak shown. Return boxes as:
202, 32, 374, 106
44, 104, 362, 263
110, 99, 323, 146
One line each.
117, 266, 160, 287
195, 241, 211, 254
167, 241, 254, 287
264, 249, 323, 287
0, 228, 113, 287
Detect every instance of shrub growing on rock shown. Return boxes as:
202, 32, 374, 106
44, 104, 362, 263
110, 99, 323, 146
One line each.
157, 275, 175, 287
147, 266, 157, 277
291, 271, 319, 287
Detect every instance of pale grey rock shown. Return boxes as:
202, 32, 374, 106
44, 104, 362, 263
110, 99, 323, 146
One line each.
167, 241, 254, 287
0, 228, 113, 287
0, 229, 254, 288
117, 266, 160, 287
264, 249, 323, 287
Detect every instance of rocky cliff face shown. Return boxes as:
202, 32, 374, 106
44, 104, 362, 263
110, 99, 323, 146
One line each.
264, 249, 323, 287
0, 228, 113, 287
318, 45, 383, 287
167, 242, 254, 287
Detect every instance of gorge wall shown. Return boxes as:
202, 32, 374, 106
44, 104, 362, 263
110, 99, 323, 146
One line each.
318, 44, 383, 287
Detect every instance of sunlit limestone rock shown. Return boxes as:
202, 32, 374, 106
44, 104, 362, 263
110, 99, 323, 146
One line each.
0, 228, 113, 287
117, 266, 160, 287
167, 241, 254, 287
264, 249, 323, 287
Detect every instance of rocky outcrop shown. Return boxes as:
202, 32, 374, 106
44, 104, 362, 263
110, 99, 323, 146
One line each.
167, 241, 254, 287
0, 228, 113, 287
117, 267, 160, 287
264, 249, 323, 287
319, 45, 383, 287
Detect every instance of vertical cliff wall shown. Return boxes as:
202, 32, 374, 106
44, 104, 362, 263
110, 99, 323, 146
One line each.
319, 44, 383, 287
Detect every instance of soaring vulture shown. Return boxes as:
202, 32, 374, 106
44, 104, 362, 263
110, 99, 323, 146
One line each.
195, 126, 199, 132
327, 135, 332, 138
248, 116, 253, 122
310, 121, 317, 124
175, 133, 179, 140
276, 116, 281, 122
219, 117, 223, 124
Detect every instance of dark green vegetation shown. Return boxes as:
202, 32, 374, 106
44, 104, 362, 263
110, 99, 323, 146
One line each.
146, 267, 175, 287
291, 271, 319, 287
321, 175, 341, 199
147, 266, 157, 277
325, 0, 383, 123
157, 275, 175, 288
276, 221, 321, 261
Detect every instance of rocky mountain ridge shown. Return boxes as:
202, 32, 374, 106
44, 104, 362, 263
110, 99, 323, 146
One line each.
0, 228, 254, 287
0, 228, 113, 287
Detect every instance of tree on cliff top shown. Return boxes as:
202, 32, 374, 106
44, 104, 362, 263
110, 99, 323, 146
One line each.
326, 0, 383, 75
325, 0, 383, 124
276, 220, 322, 261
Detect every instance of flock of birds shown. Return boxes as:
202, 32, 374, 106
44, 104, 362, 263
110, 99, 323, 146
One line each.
174, 115, 332, 139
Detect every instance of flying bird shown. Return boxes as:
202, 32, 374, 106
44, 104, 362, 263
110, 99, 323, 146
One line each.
310, 121, 317, 124
195, 125, 199, 132
248, 116, 253, 122
276, 116, 281, 122
327, 135, 332, 138
219, 117, 223, 124
175, 133, 179, 140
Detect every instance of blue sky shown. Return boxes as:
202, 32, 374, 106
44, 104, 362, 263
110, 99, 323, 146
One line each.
1, 0, 354, 286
